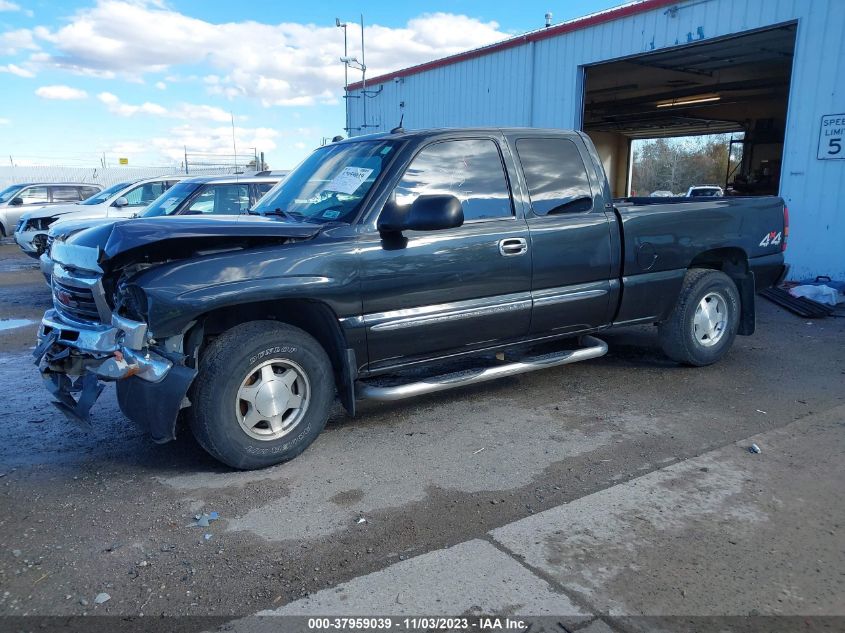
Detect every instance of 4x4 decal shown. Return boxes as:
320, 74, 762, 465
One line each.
759, 231, 782, 247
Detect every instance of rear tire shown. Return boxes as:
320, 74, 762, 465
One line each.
658, 269, 740, 366
189, 321, 334, 469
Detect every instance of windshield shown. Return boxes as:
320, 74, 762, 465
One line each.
140, 182, 202, 217
79, 181, 134, 205
251, 140, 399, 222
0, 185, 23, 203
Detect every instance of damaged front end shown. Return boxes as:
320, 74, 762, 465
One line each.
35, 241, 196, 442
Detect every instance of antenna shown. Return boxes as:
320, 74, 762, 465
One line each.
231, 112, 244, 212
390, 113, 404, 134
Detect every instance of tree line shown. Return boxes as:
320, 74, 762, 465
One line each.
630, 134, 740, 196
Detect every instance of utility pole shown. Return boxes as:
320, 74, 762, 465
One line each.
184, 146, 189, 174
360, 14, 367, 132
336, 18, 349, 134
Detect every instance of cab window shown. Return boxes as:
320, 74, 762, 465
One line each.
393, 139, 513, 222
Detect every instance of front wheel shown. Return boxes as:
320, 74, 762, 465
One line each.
189, 321, 335, 469
658, 269, 740, 366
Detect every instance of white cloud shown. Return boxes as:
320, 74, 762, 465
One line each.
35, 84, 88, 99
0, 1, 21, 11
154, 80, 166, 90
0, 117, 10, 125
148, 123, 278, 162
98, 90, 166, 115
98, 91, 236, 122
0, 62, 34, 77
0, 27, 38, 55
23, 1, 508, 107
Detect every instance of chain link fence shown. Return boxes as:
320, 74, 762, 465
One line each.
0, 163, 248, 190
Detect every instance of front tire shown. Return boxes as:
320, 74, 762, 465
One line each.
189, 321, 334, 469
658, 268, 740, 366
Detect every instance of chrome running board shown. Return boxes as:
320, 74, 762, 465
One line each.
356, 335, 607, 402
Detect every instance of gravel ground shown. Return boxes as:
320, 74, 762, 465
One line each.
0, 241, 842, 624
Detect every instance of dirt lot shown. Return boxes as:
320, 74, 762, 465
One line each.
0, 240, 843, 621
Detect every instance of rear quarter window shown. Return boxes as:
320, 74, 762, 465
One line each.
516, 138, 594, 215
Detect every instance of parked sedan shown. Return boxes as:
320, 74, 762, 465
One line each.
14, 176, 183, 257
0, 182, 101, 237
39, 174, 285, 283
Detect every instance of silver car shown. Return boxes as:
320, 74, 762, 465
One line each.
0, 182, 101, 237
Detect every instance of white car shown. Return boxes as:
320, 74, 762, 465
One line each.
686, 185, 724, 197
38, 174, 285, 284
14, 176, 183, 257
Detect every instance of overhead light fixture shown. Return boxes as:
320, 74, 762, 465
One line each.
656, 94, 721, 108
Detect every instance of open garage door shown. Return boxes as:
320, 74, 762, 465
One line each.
582, 23, 796, 198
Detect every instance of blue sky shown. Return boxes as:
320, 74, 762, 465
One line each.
0, 0, 622, 169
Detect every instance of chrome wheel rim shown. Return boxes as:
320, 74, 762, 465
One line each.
235, 359, 310, 441
693, 291, 728, 347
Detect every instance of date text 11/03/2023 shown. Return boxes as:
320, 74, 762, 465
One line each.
306, 617, 529, 630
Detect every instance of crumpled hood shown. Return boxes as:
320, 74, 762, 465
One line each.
52, 214, 321, 270
49, 216, 126, 239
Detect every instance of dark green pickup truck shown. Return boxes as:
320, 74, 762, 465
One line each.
35, 127, 788, 469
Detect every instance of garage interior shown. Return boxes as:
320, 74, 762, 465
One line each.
582, 23, 797, 197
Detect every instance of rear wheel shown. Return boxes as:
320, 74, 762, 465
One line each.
658, 268, 740, 366
189, 321, 334, 469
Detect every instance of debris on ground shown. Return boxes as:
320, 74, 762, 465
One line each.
203, 533, 212, 541
94, 592, 111, 604
748, 443, 762, 454
789, 284, 841, 306
193, 511, 219, 528
759, 287, 834, 318
356, 517, 367, 524
473, 447, 486, 454
756, 409, 767, 414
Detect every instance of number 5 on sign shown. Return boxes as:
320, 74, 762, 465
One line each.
818, 114, 845, 160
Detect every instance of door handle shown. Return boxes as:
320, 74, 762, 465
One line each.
498, 237, 528, 256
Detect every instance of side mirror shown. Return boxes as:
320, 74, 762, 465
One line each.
10, 197, 23, 206
378, 194, 463, 233
112, 196, 129, 208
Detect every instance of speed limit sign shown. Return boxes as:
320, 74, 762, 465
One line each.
818, 114, 845, 160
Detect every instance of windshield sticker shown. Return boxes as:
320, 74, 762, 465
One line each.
326, 166, 373, 195
322, 210, 341, 219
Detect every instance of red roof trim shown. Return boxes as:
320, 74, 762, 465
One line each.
348, 0, 681, 90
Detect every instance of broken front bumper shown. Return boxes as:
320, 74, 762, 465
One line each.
35, 309, 176, 427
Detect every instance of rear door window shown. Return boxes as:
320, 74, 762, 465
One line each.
393, 138, 513, 222
50, 186, 82, 202
516, 138, 594, 215
79, 186, 100, 200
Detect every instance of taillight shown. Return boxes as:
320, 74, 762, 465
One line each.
782, 205, 789, 252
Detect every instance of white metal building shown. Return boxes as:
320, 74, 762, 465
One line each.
346, 0, 845, 280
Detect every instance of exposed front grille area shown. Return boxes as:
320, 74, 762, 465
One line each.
53, 277, 102, 324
